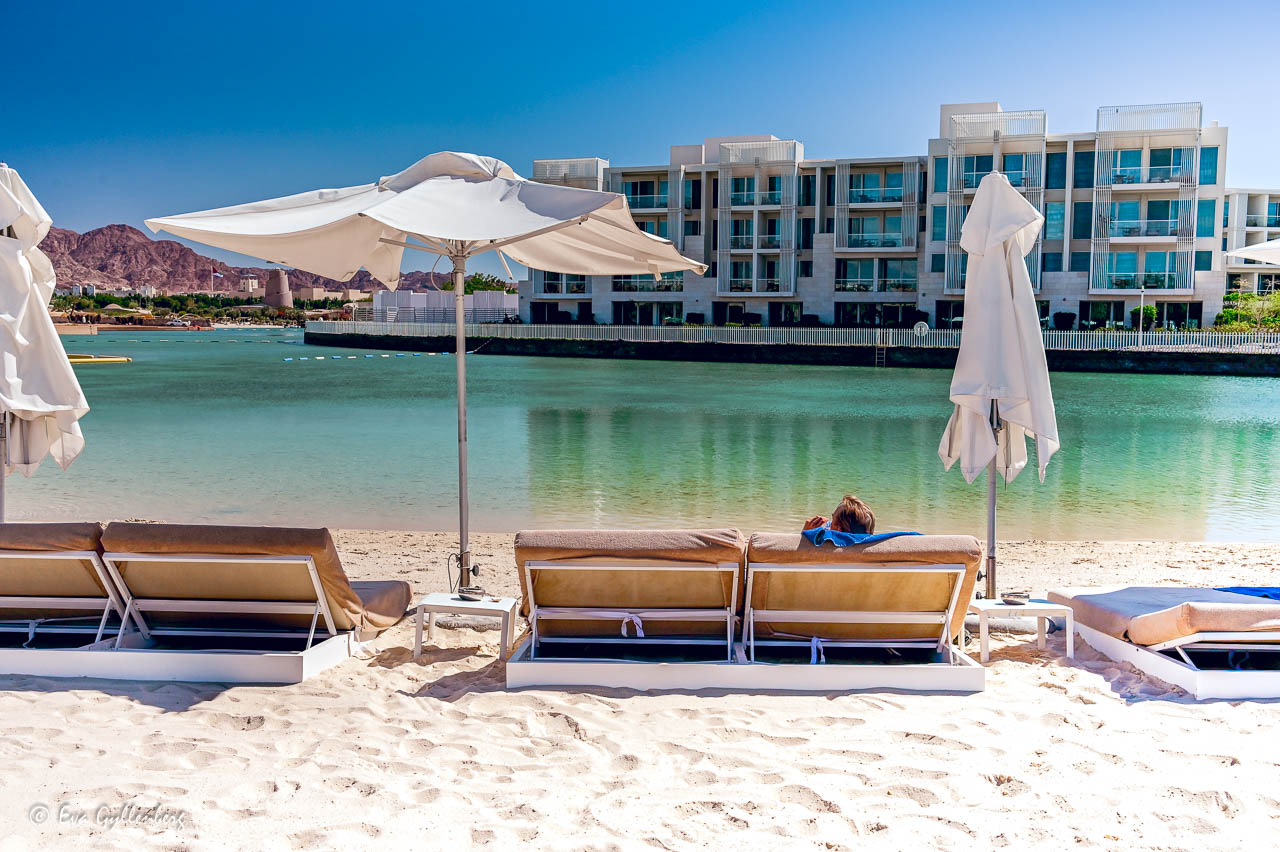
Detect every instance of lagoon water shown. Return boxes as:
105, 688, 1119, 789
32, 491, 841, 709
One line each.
20, 328, 1280, 541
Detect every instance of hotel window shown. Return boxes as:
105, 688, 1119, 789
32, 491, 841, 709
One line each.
1149, 148, 1184, 182
824, 173, 836, 205
1195, 250, 1212, 271
731, 176, 755, 204
683, 179, 701, 209
1069, 251, 1090, 272
823, 217, 834, 234
683, 219, 701, 237
849, 171, 882, 203
836, 258, 874, 290
931, 206, 947, 242
1199, 147, 1219, 185
797, 260, 813, 278
1113, 149, 1141, 184
1072, 202, 1092, 240
880, 258, 917, 291
1073, 151, 1095, 188
1002, 154, 1025, 187
704, 261, 717, 278
962, 155, 993, 188
798, 174, 816, 206
930, 253, 945, 273
1045, 152, 1066, 189
1223, 200, 1229, 227
933, 157, 948, 193
1042, 252, 1063, 273
1196, 200, 1216, 238
711, 178, 718, 208
1045, 202, 1065, 240
797, 217, 815, 250
885, 170, 904, 201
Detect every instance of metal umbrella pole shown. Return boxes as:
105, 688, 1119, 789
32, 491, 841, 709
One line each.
984, 400, 1001, 600
451, 249, 484, 601
0, 411, 7, 523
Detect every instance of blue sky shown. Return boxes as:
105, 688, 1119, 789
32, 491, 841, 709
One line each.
5, 0, 1278, 278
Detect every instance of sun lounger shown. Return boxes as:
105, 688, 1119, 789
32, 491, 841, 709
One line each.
1049, 586, 1280, 699
0, 523, 125, 646
512, 528, 747, 663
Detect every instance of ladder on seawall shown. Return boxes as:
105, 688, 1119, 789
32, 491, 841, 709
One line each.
874, 346, 887, 368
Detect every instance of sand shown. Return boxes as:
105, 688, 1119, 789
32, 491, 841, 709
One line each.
1, 532, 1278, 850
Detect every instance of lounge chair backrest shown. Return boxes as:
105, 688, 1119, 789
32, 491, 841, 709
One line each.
101, 523, 369, 632
0, 523, 119, 624
747, 533, 981, 642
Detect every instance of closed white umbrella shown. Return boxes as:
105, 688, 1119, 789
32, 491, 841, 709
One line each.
0, 165, 91, 519
148, 151, 705, 596
938, 172, 1059, 598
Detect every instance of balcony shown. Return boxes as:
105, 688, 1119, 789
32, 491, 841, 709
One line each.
846, 233, 905, 249
879, 278, 918, 292
728, 235, 754, 250
1111, 167, 1188, 186
962, 171, 991, 189
726, 278, 754, 292
1095, 272, 1185, 291
539, 281, 589, 296
758, 234, 781, 250
835, 278, 874, 292
757, 278, 782, 292
625, 194, 668, 210
1246, 215, 1280, 228
848, 187, 905, 204
730, 191, 755, 206
1108, 219, 1179, 238
758, 190, 782, 205
612, 275, 684, 292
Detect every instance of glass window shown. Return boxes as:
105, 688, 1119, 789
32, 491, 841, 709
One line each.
931, 253, 945, 273
823, 217, 834, 233
1045, 152, 1066, 189
933, 157, 948, 193
963, 155, 993, 188
1147, 199, 1176, 223
1200, 147, 1219, 185
1149, 148, 1183, 182
932, 206, 947, 241
1144, 251, 1169, 273
824, 173, 835, 205
1197, 200, 1216, 237
797, 260, 813, 278
1223, 199, 1229, 226
1113, 149, 1142, 184
683, 219, 700, 236
1045, 202, 1065, 240
1069, 251, 1091, 272
1043, 252, 1063, 272
1073, 151, 1095, 188
798, 174, 815, 206
797, 217, 814, 250
1003, 153, 1025, 186
1072, 202, 1093, 240
1194, 250, 1212, 271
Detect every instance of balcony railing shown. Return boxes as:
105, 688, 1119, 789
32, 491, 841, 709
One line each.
1097, 272, 1184, 290
846, 233, 904, 249
835, 278, 874, 292
1108, 219, 1179, 238
612, 276, 684, 292
1246, 215, 1280, 228
730, 192, 755, 206
1111, 166, 1188, 185
727, 278, 753, 292
879, 278, 918, 292
625, 194, 668, 209
963, 171, 991, 188
728, 235, 754, 250
758, 234, 781, 249
1004, 171, 1028, 187
848, 188, 905, 204
758, 190, 781, 205
757, 278, 782, 292
540, 281, 589, 295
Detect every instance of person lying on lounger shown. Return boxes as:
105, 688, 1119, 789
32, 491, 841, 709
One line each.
803, 494, 876, 535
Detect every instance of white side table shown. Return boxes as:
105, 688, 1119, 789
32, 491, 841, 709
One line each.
968, 599, 1074, 663
413, 592, 520, 660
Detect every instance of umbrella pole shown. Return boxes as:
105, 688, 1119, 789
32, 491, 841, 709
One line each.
452, 253, 482, 601
0, 411, 6, 523
985, 457, 996, 600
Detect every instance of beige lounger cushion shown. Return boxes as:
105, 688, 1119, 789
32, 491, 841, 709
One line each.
513, 529, 747, 637
0, 523, 111, 619
101, 523, 410, 634
1048, 586, 1280, 646
747, 533, 981, 641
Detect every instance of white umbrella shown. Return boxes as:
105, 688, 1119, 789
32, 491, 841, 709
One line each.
1227, 239, 1280, 265
0, 164, 91, 519
147, 151, 705, 595
938, 173, 1059, 598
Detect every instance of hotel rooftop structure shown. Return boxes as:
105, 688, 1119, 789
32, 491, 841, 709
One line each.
521, 101, 1274, 329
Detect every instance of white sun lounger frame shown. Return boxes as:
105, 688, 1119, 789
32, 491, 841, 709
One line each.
1075, 621, 1280, 700
0, 550, 126, 644
101, 552, 339, 650
522, 559, 740, 661
743, 562, 970, 663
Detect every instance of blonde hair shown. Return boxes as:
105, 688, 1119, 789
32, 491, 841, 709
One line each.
830, 495, 875, 534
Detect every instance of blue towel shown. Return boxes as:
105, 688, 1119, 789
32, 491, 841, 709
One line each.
801, 528, 922, 548
1217, 587, 1280, 601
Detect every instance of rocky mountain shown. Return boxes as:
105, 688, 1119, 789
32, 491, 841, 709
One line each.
41, 224, 453, 294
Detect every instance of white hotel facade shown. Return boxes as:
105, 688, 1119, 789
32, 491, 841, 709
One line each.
520, 101, 1274, 329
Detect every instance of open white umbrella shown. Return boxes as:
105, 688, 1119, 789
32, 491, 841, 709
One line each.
938, 172, 1059, 598
1227, 239, 1280, 265
147, 151, 705, 595
0, 164, 91, 519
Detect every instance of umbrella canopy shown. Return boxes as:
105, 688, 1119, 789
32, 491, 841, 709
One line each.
1226, 239, 1280, 266
0, 164, 90, 488
939, 172, 1059, 484
147, 151, 705, 596
146, 151, 705, 285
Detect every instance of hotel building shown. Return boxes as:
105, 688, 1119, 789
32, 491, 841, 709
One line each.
522, 101, 1255, 329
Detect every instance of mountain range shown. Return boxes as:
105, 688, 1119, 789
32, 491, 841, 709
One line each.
42, 224, 451, 294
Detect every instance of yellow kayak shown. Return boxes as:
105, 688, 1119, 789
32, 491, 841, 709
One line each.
67, 354, 132, 365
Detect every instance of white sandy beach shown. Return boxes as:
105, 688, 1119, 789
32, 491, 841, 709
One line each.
1, 532, 1278, 850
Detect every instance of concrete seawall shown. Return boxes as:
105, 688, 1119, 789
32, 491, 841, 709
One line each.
304, 331, 1280, 377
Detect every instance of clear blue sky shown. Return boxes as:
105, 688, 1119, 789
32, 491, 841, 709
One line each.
5, 0, 1278, 278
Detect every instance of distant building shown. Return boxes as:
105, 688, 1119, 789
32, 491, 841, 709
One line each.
239, 275, 259, 293
264, 269, 293, 308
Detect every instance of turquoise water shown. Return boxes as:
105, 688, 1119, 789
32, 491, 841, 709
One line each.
14, 328, 1280, 541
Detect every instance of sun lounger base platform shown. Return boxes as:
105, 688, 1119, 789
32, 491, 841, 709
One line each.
1075, 622, 1280, 701
506, 639, 984, 693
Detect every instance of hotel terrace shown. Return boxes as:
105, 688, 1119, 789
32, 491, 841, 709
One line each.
520, 101, 1273, 329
